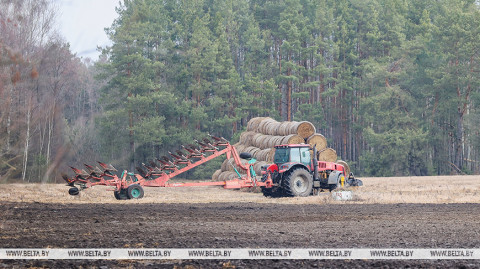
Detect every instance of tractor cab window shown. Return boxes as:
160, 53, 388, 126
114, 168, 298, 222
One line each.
300, 147, 311, 166
274, 148, 290, 164
274, 147, 310, 165
290, 148, 301, 163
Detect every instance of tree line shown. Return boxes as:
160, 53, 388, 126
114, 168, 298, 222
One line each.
0, 0, 99, 182
1, 0, 479, 182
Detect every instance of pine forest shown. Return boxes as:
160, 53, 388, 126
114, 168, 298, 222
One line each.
1, 0, 480, 182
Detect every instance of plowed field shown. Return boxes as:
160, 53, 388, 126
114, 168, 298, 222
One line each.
1, 175, 479, 268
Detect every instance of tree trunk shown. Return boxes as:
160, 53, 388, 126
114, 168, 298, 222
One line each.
5, 84, 14, 151
287, 67, 292, 121
22, 95, 32, 182
128, 93, 135, 172
455, 111, 464, 170
46, 98, 56, 168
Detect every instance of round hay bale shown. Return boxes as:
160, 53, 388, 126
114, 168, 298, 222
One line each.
318, 148, 337, 162
265, 148, 273, 160
247, 117, 264, 131
261, 118, 277, 134
273, 136, 284, 147
227, 172, 240, 180
221, 159, 229, 171
246, 132, 258, 146
226, 158, 236, 172
264, 136, 275, 148
211, 169, 222, 181
256, 134, 271, 149
282, 134, 305, 145
263, 136, 272, 148
252, 117, 267, 132
226, 158, 248, 172
307, 134, 327, 152
257, 118, 273, 134
243, 146, 256, 154
288, 121, 300, 134
256, 148, 270, 161
248, 147, 261, 156
272, 121, 283, 135
296, 121, 316, 139
336, 160, 351, 177
281, 121, 294, 135
218, 171, 227, 181
275, 136, 285, 147
218, 171, 232, 181
267, 148, 275, 162
250, 133, 265, 147
253, 161, 268, 175
239, 131, 253, 144
235, 144, 246, 153
277, 121, 291, 136
219, 171, 239, 181
265, 122, 275, 135
246, 119, 254, 132
217, 171, 227, 181
253, 149, 263, 161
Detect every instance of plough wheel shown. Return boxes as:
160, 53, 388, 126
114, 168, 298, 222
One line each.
114, 189, 128, 200
127, 184, 144, 199
68, 187, 80, 196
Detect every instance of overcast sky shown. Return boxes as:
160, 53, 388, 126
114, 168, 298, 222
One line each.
56, 0, 120, 60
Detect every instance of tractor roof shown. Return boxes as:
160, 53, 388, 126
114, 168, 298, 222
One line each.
275, 144, 310, 148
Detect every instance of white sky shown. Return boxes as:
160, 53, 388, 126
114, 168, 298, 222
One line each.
56, 0, 120, 60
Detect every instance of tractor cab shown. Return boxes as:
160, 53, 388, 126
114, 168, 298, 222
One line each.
274, 144, 311, 169
261, 143, 363, 198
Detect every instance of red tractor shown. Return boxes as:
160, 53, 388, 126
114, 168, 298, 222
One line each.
259, 144, 362, 197
63, 136, 362, 200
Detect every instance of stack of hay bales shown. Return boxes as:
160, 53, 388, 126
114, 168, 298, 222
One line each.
212, 117, 338, 181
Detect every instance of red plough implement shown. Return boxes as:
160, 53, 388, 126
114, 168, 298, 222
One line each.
63, 135, 273, 199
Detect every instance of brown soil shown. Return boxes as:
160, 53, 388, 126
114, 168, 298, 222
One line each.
1, 202, 479, 268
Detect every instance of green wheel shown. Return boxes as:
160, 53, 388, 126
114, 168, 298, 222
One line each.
126, 184, 144, 199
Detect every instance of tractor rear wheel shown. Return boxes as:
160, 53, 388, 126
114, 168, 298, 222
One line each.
283, 168, 313, 197
126, 184, 144, 199
114, 189, 128, 200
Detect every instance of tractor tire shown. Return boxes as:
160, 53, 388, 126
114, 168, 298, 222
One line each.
328, 173, 345, 192
126, 184, 144, 199
261, 186, 282, 198
68, 187, 80, 196
114, 189, 129, 200
283, 168, 313, 197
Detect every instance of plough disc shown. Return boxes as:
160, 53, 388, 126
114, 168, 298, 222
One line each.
62, 135, 263, 200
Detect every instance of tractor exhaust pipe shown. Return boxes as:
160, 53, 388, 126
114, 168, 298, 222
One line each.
313, 145, 318, 180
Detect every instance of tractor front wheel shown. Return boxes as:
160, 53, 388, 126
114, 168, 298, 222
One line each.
283, 168, 313, 197
126, 184, 144, 199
